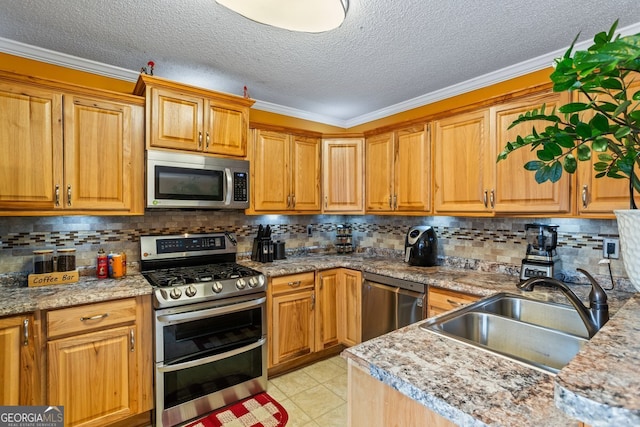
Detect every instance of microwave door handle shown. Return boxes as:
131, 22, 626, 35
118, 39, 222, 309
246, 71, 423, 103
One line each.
224, 168, 232, 205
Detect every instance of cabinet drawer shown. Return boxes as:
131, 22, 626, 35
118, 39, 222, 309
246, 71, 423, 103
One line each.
47, 298, 137, 339
428, 288, 479, 315
271, 272, 315, 295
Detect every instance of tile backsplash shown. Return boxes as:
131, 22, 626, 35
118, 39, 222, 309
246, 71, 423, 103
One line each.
0, 210, 626, 286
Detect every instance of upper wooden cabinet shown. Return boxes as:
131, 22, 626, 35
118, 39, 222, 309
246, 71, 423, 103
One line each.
366, 124, 431, 214
0, 314, 41, 406
134, 74, 254, 158
322, 138, 364, 213
434, 90, 571, 215
251, 128, 321, 213
0, 73, 144, 216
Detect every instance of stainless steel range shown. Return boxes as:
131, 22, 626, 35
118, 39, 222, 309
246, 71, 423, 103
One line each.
140, 232, 267, 427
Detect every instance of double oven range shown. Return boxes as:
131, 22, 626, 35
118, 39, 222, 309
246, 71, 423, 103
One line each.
140, 232, 267, 427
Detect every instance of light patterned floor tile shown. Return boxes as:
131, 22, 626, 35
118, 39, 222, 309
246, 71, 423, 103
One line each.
328, 355, 348, 370
278, 398, 312, 427
267, 381, 286, 402
312, 402, 347, 427
322, 371, 348, 401
301, 358, 346, 384
288, 384, 345, 420
269, 370, 320, 398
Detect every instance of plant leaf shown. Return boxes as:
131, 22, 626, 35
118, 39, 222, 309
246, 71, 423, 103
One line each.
563, 155, 577, 173
524, 160, 544, 171
590, 113, 610, 132
577, 144, 592, 161
558, 102, 590, 113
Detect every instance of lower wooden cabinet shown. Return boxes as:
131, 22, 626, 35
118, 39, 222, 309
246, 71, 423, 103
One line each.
348, 360, 455, 427
268, 269, 362, 371
0, 314, 41, 405
427, 287, 480, 317
46, 296, 152, 427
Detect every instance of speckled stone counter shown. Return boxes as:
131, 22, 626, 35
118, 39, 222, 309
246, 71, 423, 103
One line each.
0, 274, 152, 316
241, 254, 639, 426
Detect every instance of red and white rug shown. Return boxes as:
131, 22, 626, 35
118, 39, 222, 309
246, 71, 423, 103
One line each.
185, 392, 288, 427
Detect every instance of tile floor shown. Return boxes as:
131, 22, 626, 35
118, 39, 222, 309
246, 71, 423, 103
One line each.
268, 356, 348, 427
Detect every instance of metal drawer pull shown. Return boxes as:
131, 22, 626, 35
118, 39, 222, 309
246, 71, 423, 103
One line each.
55, 184, 60, 206
206, 131, 210, 149
80, 313, 109, 321
582, 184, 588, 208
130, 329, 135, 352
23, 319, 29, 346
446, 299, 464, 307
67, 185, 72, 206
483, 190, 488, 208
287, 280, 302, 287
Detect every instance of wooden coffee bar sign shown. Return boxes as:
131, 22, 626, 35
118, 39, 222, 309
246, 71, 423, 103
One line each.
28, 270, 79, 287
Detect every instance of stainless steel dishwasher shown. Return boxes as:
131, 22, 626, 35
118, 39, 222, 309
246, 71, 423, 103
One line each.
361, 272, 427, 341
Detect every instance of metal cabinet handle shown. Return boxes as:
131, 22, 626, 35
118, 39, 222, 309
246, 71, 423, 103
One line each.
483, 190, 488, 208
206, 131, 210, 149
393, 194, 397, 210
67, 185, 72, 207
23, 319, 29, 346
311, 293, 315, 310
198, 131, 203, 148
80, 313, 109, 321
130, 329, 135, 352
490, 189, 495, 209
287, 194, 291, 208
582, 185, 588, 209
292, 195, 296, 208
388, 195, 392, 209
324, 195, 328, 209
446, 299, 464, 307
287, 280, 302, 287
55, 185, 60, 207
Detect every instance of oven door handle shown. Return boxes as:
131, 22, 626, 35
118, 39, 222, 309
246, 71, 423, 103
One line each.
157, 337, 266, 373
157, 296, 266, 325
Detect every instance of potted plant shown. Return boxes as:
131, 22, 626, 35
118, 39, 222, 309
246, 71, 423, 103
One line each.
497, 20, 640, 289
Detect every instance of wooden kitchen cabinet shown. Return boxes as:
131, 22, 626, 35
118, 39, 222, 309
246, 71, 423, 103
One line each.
322, 138, 364, 213
337, 269, 362, 346
434, 89, 571, 215
365, 124, 430, 214
251, 129, 321, 212
46, 296, 152, 427
0, 314, 41, 406
269, 272, 316, 367
134, 74, 254, 157
316, 270, 339, 350
0, 72, 145, 216
427, 287, 479, 317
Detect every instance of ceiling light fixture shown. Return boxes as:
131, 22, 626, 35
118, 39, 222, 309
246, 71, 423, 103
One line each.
216, 0, 348, 33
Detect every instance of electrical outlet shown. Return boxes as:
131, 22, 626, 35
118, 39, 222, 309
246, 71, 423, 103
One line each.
603, 238, 620, 259
307, 225, 313, 237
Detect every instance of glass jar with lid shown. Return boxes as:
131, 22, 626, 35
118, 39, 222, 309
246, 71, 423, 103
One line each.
57, 248, 77, 272
33, 249, 54, 274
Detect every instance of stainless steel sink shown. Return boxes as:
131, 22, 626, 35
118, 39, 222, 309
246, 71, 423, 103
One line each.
420, 293, 589, 374
477, 293, 589, 338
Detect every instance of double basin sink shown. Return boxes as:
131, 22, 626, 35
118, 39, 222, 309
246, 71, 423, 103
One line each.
420, 293, 589, 374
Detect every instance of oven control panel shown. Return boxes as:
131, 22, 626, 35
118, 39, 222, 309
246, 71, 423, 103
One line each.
157, 236, 225, 254
140, 233, 237, 261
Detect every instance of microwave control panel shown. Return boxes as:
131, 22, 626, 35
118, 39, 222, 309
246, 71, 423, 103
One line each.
233, 172, 248, 202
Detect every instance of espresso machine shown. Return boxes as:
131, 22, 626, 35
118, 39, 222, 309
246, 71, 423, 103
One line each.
520, 223, 562, 281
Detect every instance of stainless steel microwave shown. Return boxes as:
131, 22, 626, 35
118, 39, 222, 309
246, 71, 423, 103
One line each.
146, 149, 250, 209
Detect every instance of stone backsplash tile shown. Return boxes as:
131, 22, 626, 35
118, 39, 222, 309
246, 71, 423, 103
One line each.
0, 211, 625, 286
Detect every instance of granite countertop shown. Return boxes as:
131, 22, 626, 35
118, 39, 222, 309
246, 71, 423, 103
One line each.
0, 274, 152, 316
242, 254, 639, 426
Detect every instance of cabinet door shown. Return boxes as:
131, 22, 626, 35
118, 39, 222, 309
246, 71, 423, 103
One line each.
317, 270, 339, 350
433, 109, 491, 213
48, 325, 137, 427
396, 124, 430, 212
271, 290, 315, 366
149, 87, 203, 151
207, 103, 247, 157
338, 269, 362, 346
0, 315, 38, 406
63, 96, 136, 211
365, 133, 395, 211
291, 135, 321, 211
492, 91, 572, 213
0, 82, 63, 211
252, 130, 290, 211
322, 138, 364, 213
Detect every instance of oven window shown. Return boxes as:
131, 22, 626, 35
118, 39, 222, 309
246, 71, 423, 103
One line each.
155, 166, 223, 201
163, 344, 263, 409
163, 306, 263, 364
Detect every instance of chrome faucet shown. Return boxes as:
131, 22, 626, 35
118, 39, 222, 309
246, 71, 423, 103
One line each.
517, 268, 609, 338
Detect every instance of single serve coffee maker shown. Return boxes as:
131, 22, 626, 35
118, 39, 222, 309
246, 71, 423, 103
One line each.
520, 223, 562, 281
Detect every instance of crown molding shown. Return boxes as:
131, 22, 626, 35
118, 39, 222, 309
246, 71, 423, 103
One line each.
2, 19, 640, 129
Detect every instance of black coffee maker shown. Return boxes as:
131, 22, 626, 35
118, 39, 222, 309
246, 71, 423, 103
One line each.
404, 226, 438, 266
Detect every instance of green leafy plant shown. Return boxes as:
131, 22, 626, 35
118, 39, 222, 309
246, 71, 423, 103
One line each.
497, 20, 640, 209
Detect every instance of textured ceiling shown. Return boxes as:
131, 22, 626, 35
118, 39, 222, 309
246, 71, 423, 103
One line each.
0, 0, 639, 127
